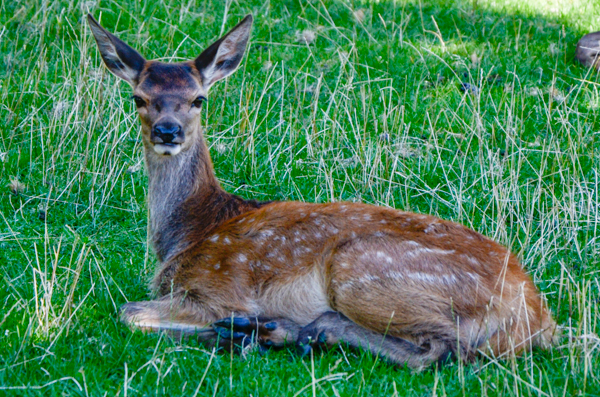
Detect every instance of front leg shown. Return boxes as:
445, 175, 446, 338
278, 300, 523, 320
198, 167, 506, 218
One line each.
212, 316, 302, 348
121, 295, 247, 349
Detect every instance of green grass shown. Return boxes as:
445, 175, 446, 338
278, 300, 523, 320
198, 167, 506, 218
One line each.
1, 0, 599, 395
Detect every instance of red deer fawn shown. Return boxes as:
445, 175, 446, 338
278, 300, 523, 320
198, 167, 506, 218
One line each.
88, 14, 557, 368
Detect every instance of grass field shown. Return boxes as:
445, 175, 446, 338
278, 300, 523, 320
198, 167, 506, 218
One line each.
1, 0, 600, 395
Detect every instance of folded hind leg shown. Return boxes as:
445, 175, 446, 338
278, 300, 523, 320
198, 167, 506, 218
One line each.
297, 311, 453, 369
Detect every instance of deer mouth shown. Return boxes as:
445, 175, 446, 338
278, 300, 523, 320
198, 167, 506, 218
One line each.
152, 142, 182, 156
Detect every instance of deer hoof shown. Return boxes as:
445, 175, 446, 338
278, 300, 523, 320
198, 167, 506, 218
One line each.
296, 329, 327, 357
212, 326, 247, 340
297, 341, 313, 357
212, 316, 280, 347
213, 317, 252, 330
264, 321, 278, 331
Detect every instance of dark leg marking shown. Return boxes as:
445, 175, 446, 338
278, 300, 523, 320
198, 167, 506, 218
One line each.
212, 316, 302, 349
295, 311, 453, 369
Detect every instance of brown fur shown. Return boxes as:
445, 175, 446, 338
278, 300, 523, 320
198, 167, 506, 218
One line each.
576, 31, 600, 70
88, 14, 557, 368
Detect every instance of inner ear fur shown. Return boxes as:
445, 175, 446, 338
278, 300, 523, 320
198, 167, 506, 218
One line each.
87, 14, 146, 86
194, 15, 253, 89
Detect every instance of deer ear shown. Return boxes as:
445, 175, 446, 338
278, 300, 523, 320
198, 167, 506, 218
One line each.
194, 15, 253, 90
87, 14, 146, 86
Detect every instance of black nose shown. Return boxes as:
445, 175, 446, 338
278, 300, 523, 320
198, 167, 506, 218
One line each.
152, 122, 182, 144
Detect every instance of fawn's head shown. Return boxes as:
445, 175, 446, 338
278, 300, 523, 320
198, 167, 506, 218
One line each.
88, 14, 252, 156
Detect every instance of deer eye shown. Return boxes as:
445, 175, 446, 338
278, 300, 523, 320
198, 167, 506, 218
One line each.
192, 96, 206, 108
132, 95, 146, 108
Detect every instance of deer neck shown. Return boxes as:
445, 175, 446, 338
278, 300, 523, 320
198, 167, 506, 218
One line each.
145, 131, 224, 262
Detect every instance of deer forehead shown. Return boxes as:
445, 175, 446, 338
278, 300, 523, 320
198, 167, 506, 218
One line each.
136, 61, 204, 97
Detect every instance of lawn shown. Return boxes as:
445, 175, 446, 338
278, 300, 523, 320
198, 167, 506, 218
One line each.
1, 0, 599, 395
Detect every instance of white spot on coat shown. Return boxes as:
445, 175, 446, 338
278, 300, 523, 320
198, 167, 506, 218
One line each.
375, 251, 393, 263
424, 224, 440, 234
407, 272, 457, 285
357, 274, 379, 284
465, 256, 479, 265
405, 247, 455, 258
260, 230, 275, 238
466, 272, 479, 281
386, 271, 405, 280
338, 281, 356, 292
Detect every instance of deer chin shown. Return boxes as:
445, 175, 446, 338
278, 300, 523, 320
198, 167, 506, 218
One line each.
153, 143, 182, 156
